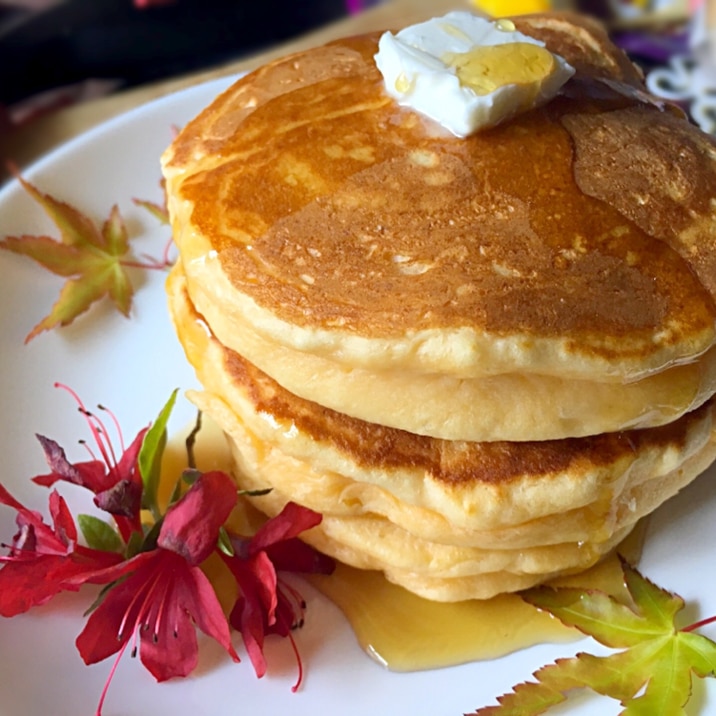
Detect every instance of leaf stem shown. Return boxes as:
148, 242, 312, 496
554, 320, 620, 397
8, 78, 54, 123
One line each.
120, 257, 172, 271
683, 614, 716, 632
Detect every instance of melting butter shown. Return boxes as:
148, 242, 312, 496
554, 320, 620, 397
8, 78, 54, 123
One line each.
443, 42, 557, 97
374, 11, 574, 136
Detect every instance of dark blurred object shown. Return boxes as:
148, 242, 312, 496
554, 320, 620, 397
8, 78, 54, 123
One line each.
613, 26, 689, 66
0, 0, 349, 105
573, 0, 691, 71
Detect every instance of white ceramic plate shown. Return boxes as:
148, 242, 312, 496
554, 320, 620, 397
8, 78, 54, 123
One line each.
1, 77, 715, 716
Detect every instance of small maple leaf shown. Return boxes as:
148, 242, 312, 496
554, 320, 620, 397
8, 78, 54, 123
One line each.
0, 174, 171, 342
132, 183, 175, 270
469, 557, 716, 715
0, 175, 134, 342
132, 176, 169, 226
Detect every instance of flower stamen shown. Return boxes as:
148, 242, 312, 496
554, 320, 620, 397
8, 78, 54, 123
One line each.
97, 404, 126, 454
95, 639, 131, 716
77, 438, 97, 461
150, 574, 174, 642
287, 631, 303, 693
55, 383, 120, 471
116, 569, 163, 640
278, 578, 307, 629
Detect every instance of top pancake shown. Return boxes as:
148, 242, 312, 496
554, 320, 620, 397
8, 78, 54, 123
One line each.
162, 13, 716, 383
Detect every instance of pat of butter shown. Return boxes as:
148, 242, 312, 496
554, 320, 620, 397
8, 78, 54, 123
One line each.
374, 12, 575, 137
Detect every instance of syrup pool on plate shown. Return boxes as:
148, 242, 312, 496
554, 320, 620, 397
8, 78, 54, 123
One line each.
308, 530, 642, 671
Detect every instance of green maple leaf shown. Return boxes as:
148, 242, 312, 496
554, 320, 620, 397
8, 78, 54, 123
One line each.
470, 558, 716, 716
0, 175, 135, 342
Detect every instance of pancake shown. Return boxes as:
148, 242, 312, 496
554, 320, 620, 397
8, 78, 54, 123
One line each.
178, 266, 716, 441
162, 11, 716, 601
167, 266, 716, 600
161, 15, 716, 442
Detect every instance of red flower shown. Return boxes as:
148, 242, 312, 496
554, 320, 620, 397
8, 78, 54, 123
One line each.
1, 383, 336, 712
32, 384, 147, 541
74, 471, 240, 715
220, 502, 335, 689
0, 484, 123, 616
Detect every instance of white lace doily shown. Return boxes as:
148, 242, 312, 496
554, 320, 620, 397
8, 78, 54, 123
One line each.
645, 4, 716, 134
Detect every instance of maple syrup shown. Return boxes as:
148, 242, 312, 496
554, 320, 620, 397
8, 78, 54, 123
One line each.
163, 418, 644, 672
308, 535, 641, 671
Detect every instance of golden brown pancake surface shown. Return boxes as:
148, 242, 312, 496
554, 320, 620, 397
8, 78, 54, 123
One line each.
163, 26, 716, 382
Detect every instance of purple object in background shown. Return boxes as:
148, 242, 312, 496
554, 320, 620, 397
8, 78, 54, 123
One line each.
346, 0, 384, 12
614, 28, 690, 64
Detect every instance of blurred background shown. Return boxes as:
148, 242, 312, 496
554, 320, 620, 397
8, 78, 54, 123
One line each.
0, 0, 368, 127
0, 0, 712, 142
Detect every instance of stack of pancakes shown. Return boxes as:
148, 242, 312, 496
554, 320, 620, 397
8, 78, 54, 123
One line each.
162, 12, 716, 601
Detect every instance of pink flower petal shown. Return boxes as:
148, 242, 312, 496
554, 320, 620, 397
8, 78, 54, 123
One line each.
111, 427, 147, 487
248, 502, 322, 554
183, 564, 240, 664
48, 490, 77, 545
0, 483, 33, 513
0, 547, 122, 617
94, 479, 142, 519
264, 538, 336, 575
76, 549, 238, 683
158, 471, 237, 564
69, 549, 155, 589
142, 561, 239, 681
76, 565, 145, 664
32, 434, 110, 491
0, 555, 80, 615
225, 552, 278, 678
32, 458, 107, 489
0, 486, 74, 556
